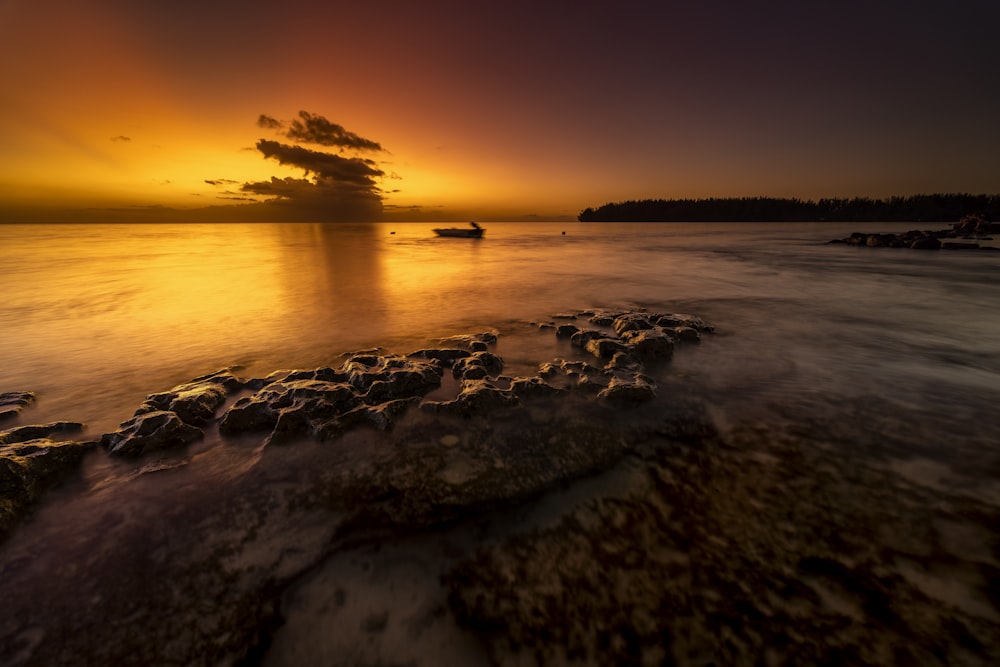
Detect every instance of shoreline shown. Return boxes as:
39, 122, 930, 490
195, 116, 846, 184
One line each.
2, 307, 999, 665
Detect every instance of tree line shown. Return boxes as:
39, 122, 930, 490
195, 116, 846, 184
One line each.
577, 194, 1000, 222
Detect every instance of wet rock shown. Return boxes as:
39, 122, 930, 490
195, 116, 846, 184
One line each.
612, 313, 653, 336
356, 397, 423, 431
423, 379, 517, 416
654, 313, 712, 332
0, 421, 84, 445
605, 351, 641, 371
555, 324, 580, 338
831, 224, 998, 252
585, 337, 629, 359
598, 373, 656, 404
221, 354, 446, 444
509, 376, 564, 399
220, 379, 361, 438
1, 435, 97, 539
452, 351, 505, 380
437, 332, 498, 350
570, 329, 613, 349
619, 328, 675, 359
134, 370, 242, 426
588, 313, 617, 326
408, 348, 472, 364
671, 325, 702, 342
0, 392, 35, 422
102, 410, 204, 457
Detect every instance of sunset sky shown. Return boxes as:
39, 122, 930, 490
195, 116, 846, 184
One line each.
1, 0, 997, 222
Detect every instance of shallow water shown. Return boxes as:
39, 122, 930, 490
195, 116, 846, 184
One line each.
2, 221, 999, 664
3, 221, 998, 432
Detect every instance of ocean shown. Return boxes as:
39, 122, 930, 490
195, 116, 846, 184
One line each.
1, 221, 999, 664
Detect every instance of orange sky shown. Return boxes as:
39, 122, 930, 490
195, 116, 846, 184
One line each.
1, 0, 998, 222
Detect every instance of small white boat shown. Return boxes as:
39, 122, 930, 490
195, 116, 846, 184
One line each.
433, 221, 485, 238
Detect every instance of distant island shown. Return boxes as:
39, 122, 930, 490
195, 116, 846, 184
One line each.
578, 194, 1000, 223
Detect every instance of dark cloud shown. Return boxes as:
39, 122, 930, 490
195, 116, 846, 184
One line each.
241, 175, 382, 220
283, 111, 383, 152
256, 139, 384, 185
110, 135, 132, 143
257, 114, 282, 130
209, 112, 393, 221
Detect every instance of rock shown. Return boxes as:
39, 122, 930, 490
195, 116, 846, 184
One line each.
0, 421, 84, 445
102, 410, 204, 457
1, 436, 98, 539
221, 354, 447, 444
832, 224, 998, 252
569, 329, 612, 349
423, 380, 517, 416
408, 348, 472, 364
598, 374, 657, 404
588, 313, 617, 326
134, 370, 242, 426
0, 392, 35, 422
671, 326, 702, 342
509, 376, 564, 399
453, 352, 505, 380
555, 324, 580, 338
612, 313, 653, 336
619, 328, 675, 359
220, 379, 361, 437
605, 351, 641, 371
585, 337, 629, 359
654, 314, 711, 331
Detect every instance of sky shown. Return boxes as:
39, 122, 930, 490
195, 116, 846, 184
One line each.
1, 0, 998, 222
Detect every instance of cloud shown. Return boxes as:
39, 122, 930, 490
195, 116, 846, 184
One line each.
205, 111, 393, 221
257, 114, 282, 130
260, 110, 383, 152
110, 135, 132, 143
241, 174, 382, 220
255, 139, 384, 185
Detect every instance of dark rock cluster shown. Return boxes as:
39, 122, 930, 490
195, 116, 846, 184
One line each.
102, 369, 242, 456
1, 309, 711, 544
829, 215, 998, 250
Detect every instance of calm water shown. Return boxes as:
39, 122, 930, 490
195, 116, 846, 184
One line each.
3, 221, 1000, 664
2, 221, 998, 436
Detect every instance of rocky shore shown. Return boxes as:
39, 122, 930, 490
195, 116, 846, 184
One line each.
828, 214, 1000, 250
1, 307, 998, 666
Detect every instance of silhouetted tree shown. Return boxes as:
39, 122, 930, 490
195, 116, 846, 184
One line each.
577, 194, 1000, 222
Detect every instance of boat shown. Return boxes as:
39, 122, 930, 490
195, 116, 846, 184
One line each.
433, 221, 485, 238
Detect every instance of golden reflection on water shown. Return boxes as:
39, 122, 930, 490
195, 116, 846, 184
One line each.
1, 222, 492, 430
